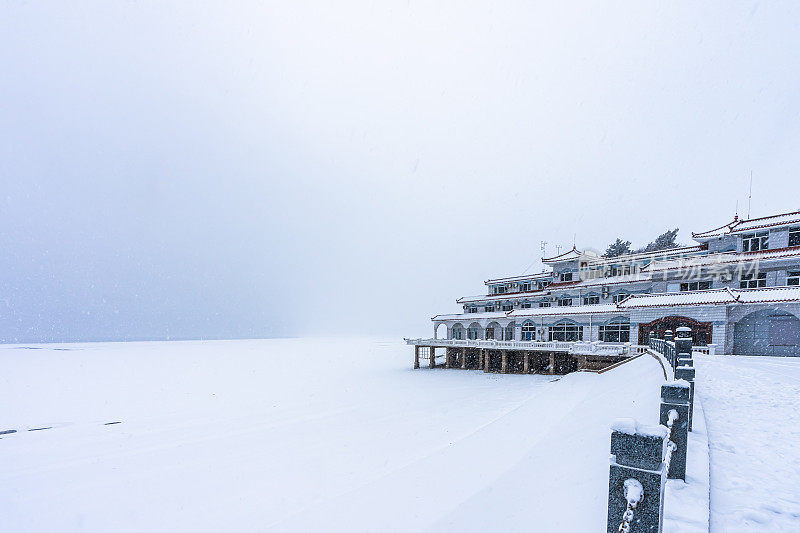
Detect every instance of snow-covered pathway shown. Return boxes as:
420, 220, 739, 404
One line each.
695, 354, 800, 532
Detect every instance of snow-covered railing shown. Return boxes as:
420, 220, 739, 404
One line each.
649, 337, 677, 370
607, 382, 691, 533
405, 337, 631, 356
606, 328, 698, 532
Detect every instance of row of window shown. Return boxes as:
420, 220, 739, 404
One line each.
473, 269, 800, 313
457, 322, 630, 343
741, 227, 800, 251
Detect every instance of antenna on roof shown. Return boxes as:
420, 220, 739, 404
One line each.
735, 199, 739, 219
747, 170, 753, 219
555, 244, 562, 255
573, 233, 576, 249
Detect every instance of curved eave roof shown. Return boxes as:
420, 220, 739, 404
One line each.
692, 210, 800, 241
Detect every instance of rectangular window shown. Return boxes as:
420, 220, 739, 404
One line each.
557, 298, 573, 307
788, 271, 800, 286
548, 323, 583, 342
519, 282, 532, 292
790, 228, 800, 247
521, 302, 532, 308
467, 307, 478, 313
599, 323, 630, 343
484, 305, 494, 312
612, 293, 628, 303
560, 272, 573, 282
739, 272, 767, 289
485, 327, 495, 340
501, 304, 513, 311
583, 295, 600, 305
539, 302, 551, 308
742, 231, 768, 252
679, 281, 711, 292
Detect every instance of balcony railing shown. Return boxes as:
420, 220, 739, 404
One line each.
404, 337, 638, 356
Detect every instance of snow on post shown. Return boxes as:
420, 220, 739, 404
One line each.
660, 382, 690, 481
675, 365, 696, 431
607, 418, 668, 533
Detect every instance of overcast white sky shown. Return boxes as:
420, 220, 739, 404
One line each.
2, 1, 800, 342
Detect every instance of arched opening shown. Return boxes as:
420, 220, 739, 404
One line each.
549, 320, 583, 342
637, 316, 712, 345
485, 321, 501, 340
467, 322, 482, 340
599, 317, 630, 343
451, 323, 464, 340
521, 321, 536, 341
435, 323, 447, 339
504, 321, 516, 340
733, 309, 800, 356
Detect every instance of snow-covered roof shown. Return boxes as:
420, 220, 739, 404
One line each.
592, 245, 707, 263
508, 303, 622, 318
485, 271, 552, 285
431, 311, 509, 322
645, 248, 800, 273
617, 288, 738, 308
692, 210, 800, 241
619, 286, 800, 308
437, 286, 800, 321
457, 290, 550, 304
735, 286, 800, 304
541, 247, 602, 264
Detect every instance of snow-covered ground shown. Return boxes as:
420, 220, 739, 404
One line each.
1, 338, 671, 532
695, 353, 800, 532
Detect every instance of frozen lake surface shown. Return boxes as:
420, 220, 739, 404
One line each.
1, 338, 667, 532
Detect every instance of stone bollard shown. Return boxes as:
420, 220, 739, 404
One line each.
649, 330, 657, 348
660, 381, 690, 480
675, 327, 692, 357
677, 357, 693, 367
664, 329, 674, 342
607, 419, 668, 533
675, 365, 696, 431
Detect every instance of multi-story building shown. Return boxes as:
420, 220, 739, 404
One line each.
420, 210, 800, 358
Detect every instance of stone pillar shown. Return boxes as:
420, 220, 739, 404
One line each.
414, 346, 420, 369
461, 349, 467, 369
660, 382, 690, 480
664, 329, 674, 342
501, 350, 508, 373
549, 353, 555, 375
483, 349, 490, 372
675, 365, 696, 431
648, 331, 656, 347
607, 421, 668, 533
523, 352, 530, 374
429, 347, 435, 369
675, 327, 692, 358
445, 348, 451, 369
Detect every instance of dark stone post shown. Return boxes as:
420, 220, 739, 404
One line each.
675, 326, 693, 369
675, 365, 696, 431
648, 331, 657, 349
607, 420, 667, 533
660, 382, 690, 480
663, 329, 674, 342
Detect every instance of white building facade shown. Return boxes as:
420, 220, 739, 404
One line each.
428, 211, 800, 357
